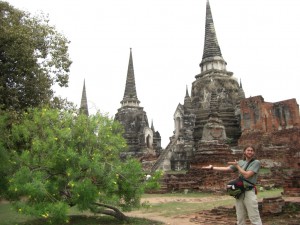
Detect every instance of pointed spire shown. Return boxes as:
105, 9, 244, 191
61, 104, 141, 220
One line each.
184, 85, 192, 108
80, 79, 89, 116
199, 0, 227, 73
121, 48, 140, 107
238, 78, 245, 99
185, 85, 190, 98
202, 0, 222, 59
151, 120, 155, 132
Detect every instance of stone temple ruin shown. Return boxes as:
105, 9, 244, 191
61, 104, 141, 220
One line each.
80, 0, 300, 199
152, 0, 246, 172
152, 1, 300, 199
114, 48, 162, 158
80, 48, 162, 159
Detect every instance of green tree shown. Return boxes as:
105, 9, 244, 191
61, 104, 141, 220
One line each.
0, 111, 11, 196
0, 1, 72, 111
3, 108, 160, 223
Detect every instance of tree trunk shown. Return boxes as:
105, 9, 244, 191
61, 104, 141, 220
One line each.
91, 202, 128, 221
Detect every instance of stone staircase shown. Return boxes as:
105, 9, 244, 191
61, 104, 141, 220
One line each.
150, 138, 177, 173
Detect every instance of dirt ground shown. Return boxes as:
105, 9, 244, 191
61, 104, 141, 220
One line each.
126, 196, 300, 225
126, 196, 203, 225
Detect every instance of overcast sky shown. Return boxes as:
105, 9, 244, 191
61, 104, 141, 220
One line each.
6, 0, 300, 147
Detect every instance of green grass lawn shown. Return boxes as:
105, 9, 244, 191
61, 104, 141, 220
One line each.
0, 201, 163, 225
0, 188, 283, 225
141, 198, 236, 217
140, 188, 283, 217
0, 201, 36, 225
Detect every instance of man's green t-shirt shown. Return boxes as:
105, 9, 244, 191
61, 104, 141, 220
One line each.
230, 159, 261, 185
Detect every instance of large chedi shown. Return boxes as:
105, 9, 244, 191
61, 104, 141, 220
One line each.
152, 0, 245, 172
175, 0, 245, 146
115, 49, 161, 156
191, 0, 245, 143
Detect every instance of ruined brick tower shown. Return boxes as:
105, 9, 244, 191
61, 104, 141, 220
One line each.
115, 49, 161, 156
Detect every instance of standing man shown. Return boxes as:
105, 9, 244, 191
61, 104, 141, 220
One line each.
202, 146, 262, 225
